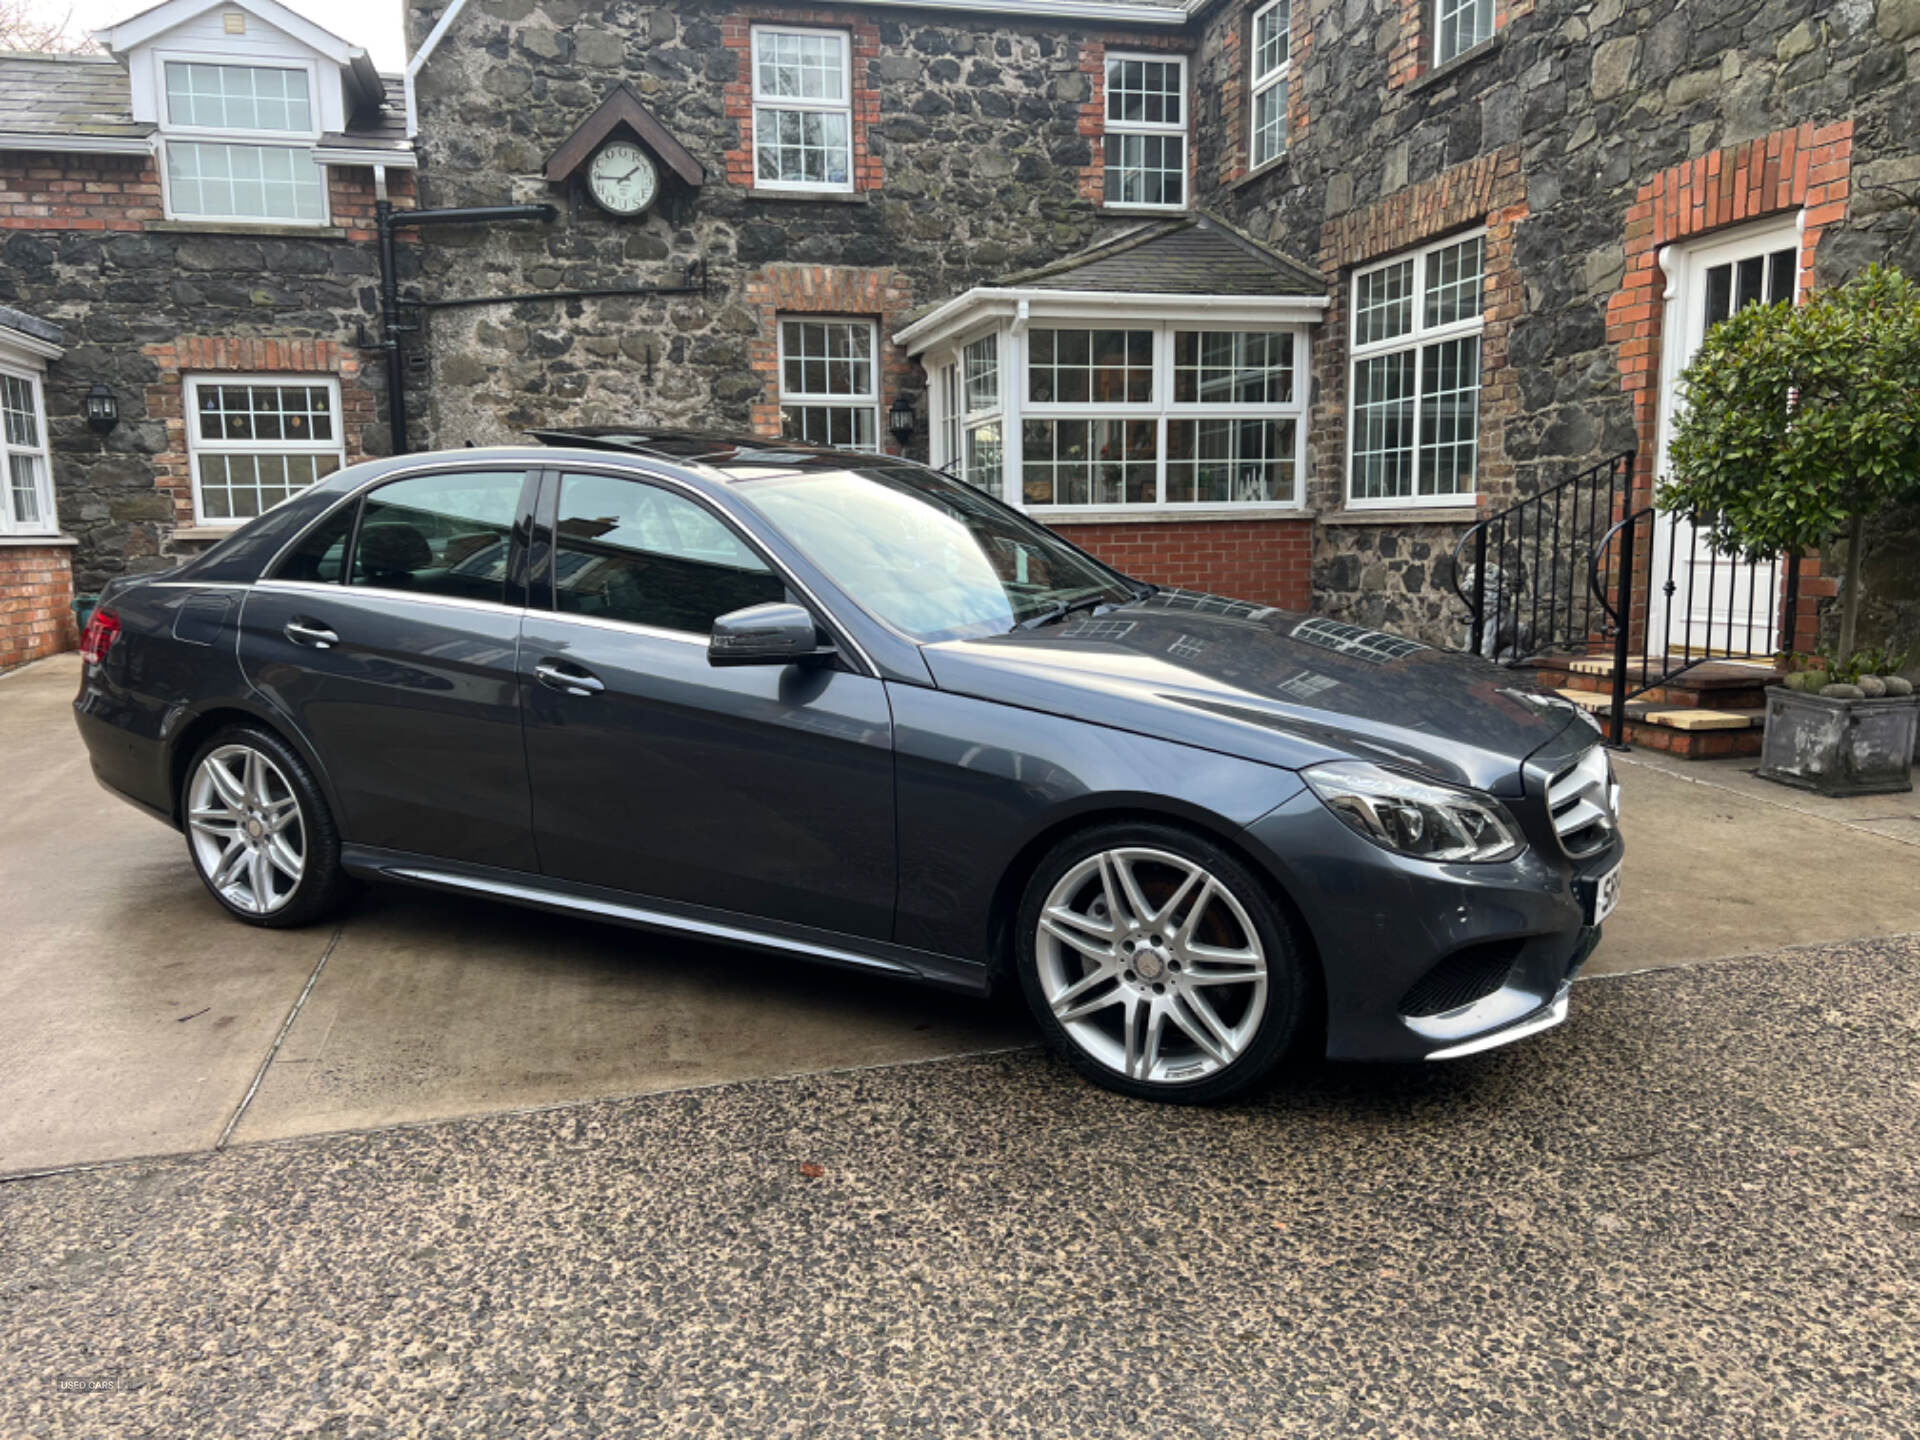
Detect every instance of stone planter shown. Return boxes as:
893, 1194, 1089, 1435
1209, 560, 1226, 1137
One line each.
1758, 686, 1919, 797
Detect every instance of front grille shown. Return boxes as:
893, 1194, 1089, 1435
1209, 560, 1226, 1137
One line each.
1547, 744, 1617, 859
1399, 939, 1525, 1017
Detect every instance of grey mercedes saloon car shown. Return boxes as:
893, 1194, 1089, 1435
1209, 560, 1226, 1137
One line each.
74, 430, 1623, 1102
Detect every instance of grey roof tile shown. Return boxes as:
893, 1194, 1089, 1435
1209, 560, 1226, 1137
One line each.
996, 213, 1324, 297
0, 304, 64, 347
0, 52, 146, 138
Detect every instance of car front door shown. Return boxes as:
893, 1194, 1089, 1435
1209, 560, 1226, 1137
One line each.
239, 466, 539, 871
518, 468, 897, 942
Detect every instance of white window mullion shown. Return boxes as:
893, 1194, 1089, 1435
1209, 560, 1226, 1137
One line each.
751, 26, 854, 194
778, 317, 880, 451
187, 375, 344, 525
1103, 52, 1187, 210
1249, 0, 1290, 170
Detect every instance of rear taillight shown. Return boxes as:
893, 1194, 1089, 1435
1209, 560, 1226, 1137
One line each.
79, 608, 121, 665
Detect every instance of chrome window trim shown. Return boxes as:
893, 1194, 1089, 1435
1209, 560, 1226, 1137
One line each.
384, 865, 917, 977
253, 577, 527, 619
525, 609, 708, 649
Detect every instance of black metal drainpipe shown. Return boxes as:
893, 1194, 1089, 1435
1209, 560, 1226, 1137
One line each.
374, 200, 559, 454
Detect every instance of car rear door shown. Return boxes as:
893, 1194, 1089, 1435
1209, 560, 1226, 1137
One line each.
517, 466, 897, 941
239, 465, 540, 871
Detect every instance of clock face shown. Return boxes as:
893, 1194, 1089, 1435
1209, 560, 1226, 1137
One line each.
586, 141, 658, 216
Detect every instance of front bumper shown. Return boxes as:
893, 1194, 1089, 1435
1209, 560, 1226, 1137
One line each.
1239, 787, 1620, 1062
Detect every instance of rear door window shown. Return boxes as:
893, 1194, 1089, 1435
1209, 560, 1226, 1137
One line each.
272, 501, 356, 583
350, 471, 524, 604
552, 472, 785, 633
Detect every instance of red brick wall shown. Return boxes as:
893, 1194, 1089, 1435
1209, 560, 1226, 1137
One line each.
0, 545, 76, 670
740, 263, 917, 455
1051, 517, 1313, 610
721, 10, 884, 192
0, 150, 410, 235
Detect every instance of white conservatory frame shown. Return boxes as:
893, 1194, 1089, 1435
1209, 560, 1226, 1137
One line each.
901, 289, 1326, 520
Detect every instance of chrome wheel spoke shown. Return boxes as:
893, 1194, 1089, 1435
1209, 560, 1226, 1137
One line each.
1035, 845, 1270, 1087
188, 744, 306, 917
1167, 991, 1234, 1063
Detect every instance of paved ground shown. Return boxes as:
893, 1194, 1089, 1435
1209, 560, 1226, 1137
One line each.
5, 651, 1920, 1178
2, 934, 1916, 1438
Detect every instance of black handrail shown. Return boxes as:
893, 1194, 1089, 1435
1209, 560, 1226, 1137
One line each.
1452, 451, 1635, 663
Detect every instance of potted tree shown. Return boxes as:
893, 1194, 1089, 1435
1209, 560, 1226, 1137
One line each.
1661, 264, 1920, 796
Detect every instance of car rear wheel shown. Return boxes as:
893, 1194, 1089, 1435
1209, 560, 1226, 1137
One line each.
183, 725, 345, 928
1016, 823, 1308, 1103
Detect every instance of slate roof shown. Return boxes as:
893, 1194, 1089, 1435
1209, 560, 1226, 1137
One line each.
0, 51, 405, 147
996, 213, 1324, 297
0, 52, 148, 139
0, 304, 64, 348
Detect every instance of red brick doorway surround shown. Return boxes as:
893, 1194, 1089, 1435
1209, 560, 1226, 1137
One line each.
1603, 121, 1853, 655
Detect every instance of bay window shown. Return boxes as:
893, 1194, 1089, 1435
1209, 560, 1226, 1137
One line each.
187, 376, 343, 523
1348, 232, 1485, 506
1, 366, 56, 534
928, 318, 1308, 514
160, 61, 326, 224
1249, 1, 1290, 170
1104, 54, 1187, 209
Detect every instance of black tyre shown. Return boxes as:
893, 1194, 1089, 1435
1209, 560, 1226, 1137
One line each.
181, 723, 346, 929
1015, 821, 1309, 1103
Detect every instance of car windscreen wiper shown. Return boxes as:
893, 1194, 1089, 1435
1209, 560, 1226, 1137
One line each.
1012, 588, 1120, 632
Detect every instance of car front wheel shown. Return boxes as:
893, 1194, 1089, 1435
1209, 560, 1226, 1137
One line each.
183, 725, 345, 928
1016, 823, 1309, 1103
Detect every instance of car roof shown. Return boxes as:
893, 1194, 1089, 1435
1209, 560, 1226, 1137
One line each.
526, 426, 919, 481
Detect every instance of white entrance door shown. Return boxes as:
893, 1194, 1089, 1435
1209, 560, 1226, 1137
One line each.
1652, 216, 1800, 659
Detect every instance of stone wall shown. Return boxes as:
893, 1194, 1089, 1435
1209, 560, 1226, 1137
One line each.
0, 151, 411, 592
402, 0, 1176, 451
1194, 0, 1920, 654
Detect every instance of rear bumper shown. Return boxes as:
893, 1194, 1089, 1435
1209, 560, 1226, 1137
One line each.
1240, 788, 1620, 1062
74, 687, 176, 827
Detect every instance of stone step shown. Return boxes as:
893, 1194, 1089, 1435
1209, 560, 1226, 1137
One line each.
1549, 689, 1767, 759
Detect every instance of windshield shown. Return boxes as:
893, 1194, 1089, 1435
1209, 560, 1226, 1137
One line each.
730, 463, 1138, 642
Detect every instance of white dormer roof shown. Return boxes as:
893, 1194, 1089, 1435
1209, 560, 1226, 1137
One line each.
92, 0, 364, 65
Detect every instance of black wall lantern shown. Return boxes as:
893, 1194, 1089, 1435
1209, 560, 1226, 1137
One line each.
84, 382, 118, 434
888, 391, 917, 445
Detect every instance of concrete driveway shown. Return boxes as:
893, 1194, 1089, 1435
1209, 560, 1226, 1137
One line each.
5, 651, 1919, 1178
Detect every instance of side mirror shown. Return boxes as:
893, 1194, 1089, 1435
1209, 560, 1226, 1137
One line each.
708, 602, 834, 668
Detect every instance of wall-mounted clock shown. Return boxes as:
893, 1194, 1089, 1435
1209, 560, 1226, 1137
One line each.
586, 139, 659, 216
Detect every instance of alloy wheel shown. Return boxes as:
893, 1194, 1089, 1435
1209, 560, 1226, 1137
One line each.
186, 743, 307, 916
1034, 846, 1269, 1085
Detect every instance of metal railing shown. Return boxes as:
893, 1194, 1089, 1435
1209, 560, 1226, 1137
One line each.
1587, 505, 1797, 744
1453, 452, 1797, 747
1452, 452, 1635, 661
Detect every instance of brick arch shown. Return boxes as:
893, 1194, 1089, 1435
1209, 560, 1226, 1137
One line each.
1603, 121, 1853, 650
740, 264, 916, 453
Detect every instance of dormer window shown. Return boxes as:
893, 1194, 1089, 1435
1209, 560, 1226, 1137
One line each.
159, 59, 327, 223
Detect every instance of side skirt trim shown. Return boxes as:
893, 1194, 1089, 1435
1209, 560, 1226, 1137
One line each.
345, 848, 991, 995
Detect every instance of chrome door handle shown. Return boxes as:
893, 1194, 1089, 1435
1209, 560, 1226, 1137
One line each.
284, 618, 339, 649
535, 660, 605, 697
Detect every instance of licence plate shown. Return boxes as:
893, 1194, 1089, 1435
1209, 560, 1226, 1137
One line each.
1587, 862, 1623, 926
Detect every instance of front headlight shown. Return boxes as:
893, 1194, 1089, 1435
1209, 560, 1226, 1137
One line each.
1304, 761, 1526, 864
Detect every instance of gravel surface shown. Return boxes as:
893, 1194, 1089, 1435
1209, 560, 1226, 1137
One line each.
3, 936, 1918, 1439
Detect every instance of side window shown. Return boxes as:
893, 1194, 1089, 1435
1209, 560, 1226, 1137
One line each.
553, 473, 786, 634
351, 471, 523, 603
272, 500, 356, 583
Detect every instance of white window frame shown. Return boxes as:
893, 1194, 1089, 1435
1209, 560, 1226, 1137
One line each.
185, 373, 345, 527
749, 25, 856, 195
776, 317, 882, 452
152, 49, 329, 227
1434, 0, 1496, 66
1248, 0, 1290, 171
1102, 51, 1189, 212
0, 361, 57, 536
1346, 229, 1487, 510
931, 318, 1310, 517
